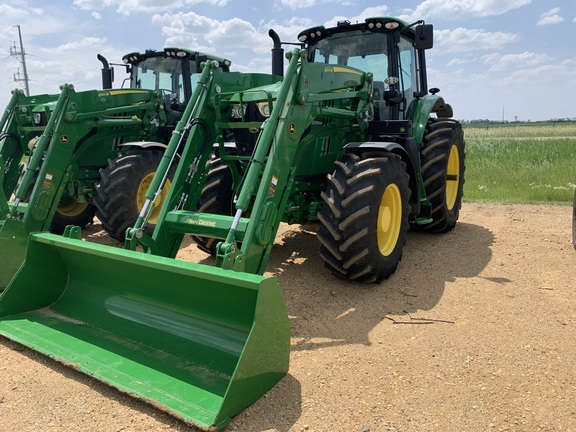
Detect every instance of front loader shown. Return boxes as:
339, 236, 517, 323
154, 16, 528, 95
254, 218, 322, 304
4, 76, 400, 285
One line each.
0, 48, 231, 288
0, 17, 465, 430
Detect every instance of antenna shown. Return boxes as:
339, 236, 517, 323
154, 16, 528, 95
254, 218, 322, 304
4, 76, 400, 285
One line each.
10, 25, 30, 96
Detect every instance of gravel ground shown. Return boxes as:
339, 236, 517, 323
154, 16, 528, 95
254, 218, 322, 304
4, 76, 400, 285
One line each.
0, 202, 574, 432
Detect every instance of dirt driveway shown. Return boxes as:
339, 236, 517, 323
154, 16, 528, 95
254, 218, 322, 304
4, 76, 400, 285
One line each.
0, 203, 574, 432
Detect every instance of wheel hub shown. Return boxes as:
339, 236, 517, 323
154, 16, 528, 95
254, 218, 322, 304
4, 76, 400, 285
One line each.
377, 183, 402, 257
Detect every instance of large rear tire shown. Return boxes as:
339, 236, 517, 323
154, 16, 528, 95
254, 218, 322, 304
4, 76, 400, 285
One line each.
191, 157, 235, 254
416, 118, 466, 233
95, 150, 171, 241
318, 152, 411, 283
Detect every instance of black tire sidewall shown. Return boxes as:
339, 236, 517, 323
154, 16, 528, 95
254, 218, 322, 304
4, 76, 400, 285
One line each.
318, 153, 411, 283
191, 158, 235, 254
418, 119, 466, 233
95, 149, 164, 241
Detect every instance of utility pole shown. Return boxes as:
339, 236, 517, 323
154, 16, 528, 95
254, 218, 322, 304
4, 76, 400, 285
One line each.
10, 25, 30, 96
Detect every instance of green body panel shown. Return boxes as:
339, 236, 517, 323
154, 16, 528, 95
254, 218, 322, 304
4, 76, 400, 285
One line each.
406, 94, 446, 144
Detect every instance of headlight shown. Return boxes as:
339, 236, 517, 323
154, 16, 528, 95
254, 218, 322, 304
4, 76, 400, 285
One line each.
231, 103, 246, 119
34, 112, 42, 125
256, 101, 270, 117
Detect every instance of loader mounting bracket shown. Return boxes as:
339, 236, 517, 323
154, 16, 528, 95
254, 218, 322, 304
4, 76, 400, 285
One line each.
215, 240, 245, 272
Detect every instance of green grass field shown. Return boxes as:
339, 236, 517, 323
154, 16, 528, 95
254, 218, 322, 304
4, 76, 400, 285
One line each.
462, 122, 576, 204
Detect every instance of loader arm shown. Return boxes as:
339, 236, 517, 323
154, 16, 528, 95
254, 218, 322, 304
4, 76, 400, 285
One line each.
0, 89, 25, 198
0, 84, 162, 289
230, 50, 372, 274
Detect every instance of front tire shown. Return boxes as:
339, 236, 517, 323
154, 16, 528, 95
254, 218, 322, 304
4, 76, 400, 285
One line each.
19, 172, 95, 234
318, 152, 411, 283
416, 118, 466, 233
191, 158, 235, 254
95, 150, 171, 241
51, 199, 96, 234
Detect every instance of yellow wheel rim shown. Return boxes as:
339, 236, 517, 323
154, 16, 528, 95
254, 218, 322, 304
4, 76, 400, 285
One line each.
377, 183, 402, 256
136, 173, 172, 225
445, 144, 460, 211
57, 200, 89, 217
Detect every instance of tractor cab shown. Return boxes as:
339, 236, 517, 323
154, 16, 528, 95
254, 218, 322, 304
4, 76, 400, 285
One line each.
122, 48, 232, 111
99, 48, 231, 116
297, 17, 433, 121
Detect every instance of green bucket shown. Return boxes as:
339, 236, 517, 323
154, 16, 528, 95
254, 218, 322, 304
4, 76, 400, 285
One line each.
0, 233, 290, 431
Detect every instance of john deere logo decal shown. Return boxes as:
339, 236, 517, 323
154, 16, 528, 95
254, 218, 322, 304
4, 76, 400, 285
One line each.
60, 136, 69, 143
289, 123, 296, 134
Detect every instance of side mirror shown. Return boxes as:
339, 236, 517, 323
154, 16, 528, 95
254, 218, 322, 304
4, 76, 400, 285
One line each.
414, 24, 433, 50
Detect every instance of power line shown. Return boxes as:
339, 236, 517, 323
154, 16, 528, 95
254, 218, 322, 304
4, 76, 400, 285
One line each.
9, 25, 30, 96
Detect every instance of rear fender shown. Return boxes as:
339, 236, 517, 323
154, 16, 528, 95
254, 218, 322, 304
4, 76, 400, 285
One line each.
407, 95, 453, 143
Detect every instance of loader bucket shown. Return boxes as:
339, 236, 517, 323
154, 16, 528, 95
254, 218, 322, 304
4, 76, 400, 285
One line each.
0, 218, 28, 290
0, 233, 290, 431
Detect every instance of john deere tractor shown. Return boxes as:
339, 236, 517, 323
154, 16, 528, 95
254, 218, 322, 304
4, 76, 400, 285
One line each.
0, 48, 231, 287
0, 17, 464, 430
94, 49, 232, 240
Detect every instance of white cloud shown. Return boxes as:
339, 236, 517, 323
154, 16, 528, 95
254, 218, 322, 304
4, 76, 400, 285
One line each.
324, 6, 389, 28
53, 37, 107, 53
73, 0, 118, 12
73, 0, 229, 16
279, 0, 325, 9
447, 57, 476, 66
185, 0, 230, 5
116, 0, 182, 16
152, 12, 271, 58
0, 4, 67, 42
482, 51, 553, 71
205, 18, 268, 52
537, 8, 564, 26
434, 28, 519, 54
401, 0, 532, 22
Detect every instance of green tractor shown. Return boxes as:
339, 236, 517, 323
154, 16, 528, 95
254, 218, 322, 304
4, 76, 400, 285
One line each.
0, 17, 464, 430
0, 48, 231, 287
94, 49, 233, 240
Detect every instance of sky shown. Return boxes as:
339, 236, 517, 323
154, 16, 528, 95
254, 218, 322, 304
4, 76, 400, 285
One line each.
0, 0, 574, 122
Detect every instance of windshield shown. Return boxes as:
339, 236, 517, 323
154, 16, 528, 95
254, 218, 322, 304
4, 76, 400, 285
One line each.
312, 31, 389, 82
311, 30, 420, 119
132, 56, 187, 102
